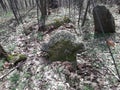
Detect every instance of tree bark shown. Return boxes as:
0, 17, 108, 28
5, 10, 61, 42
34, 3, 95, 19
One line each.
38, 0, 47, 31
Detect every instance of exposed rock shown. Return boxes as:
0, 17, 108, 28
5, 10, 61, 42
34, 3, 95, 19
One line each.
7, 54, 27, 66
0, 44, 8, 59
23, 22, 37, 35
93, 5, 115, 34
42, 30, 85, 61
38, 17, 71, 34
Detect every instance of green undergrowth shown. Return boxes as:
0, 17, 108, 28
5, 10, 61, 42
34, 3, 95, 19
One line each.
83, 84, 94, 90
0, 58, 6, 71
37, 32, 43, 41
0, 54, 27, 71
9, 73, 20, 90
0, 11, 13, 23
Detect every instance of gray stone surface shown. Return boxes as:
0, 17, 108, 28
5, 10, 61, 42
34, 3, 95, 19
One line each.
93, 5, 115, 34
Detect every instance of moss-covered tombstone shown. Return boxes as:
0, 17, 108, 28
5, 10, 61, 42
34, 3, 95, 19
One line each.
48, 40, 84, 61
42, 30, 84, 61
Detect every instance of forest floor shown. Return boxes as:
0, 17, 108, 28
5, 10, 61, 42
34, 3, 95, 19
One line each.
0, 4, 120, 90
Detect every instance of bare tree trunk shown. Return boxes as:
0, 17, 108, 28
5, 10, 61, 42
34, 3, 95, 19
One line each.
0, 0, 7, 12
24, 0, 28, 9
81, 0, 90, 27
38, 0, 47, 31
77, 0, 84, 25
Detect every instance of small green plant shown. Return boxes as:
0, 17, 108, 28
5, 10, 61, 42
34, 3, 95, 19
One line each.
17, 81, 26, 90
37, 32, 43, 40
0, 29, 6, 33
57, 85, 64, 90
0, 11, 13, 18
4, 12, 13, 17
23, 72, 31, 78
83, 84, 94, 90
9, 73, 20, 84
107, 76, 117, 85
0, 58, 5, 70
9, 73, 20, 90
17, 71, 31, 90
7, 44, 16, 52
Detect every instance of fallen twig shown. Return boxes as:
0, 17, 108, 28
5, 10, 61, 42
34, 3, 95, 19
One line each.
0, 61, 24, 81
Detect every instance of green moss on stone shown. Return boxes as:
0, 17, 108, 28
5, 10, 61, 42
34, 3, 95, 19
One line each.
48, 40, 83, 61
7, 54, 15, 61
63, 16, 71, 23
7, 54, 27, 65
54, 19, 62, 27
53, 17, 71, 28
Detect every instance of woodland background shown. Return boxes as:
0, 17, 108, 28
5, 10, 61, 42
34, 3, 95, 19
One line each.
0, 0, 120, 90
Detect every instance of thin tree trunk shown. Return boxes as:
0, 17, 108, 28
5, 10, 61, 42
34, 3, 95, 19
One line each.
24, 0, 28, 9
81, 0, 90, 27
38, 0, 47, 31
78, 0, 84, 25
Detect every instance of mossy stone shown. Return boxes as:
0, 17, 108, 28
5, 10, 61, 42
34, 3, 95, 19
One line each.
7, 54, 27, 65
48, 40, 84, 61
63, 16, 71, 23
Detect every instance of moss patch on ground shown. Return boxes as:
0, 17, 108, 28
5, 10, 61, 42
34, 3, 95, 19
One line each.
7, 54, 27, 65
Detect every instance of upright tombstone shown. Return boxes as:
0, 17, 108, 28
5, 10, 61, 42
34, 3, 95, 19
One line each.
93, 5, 115, 35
